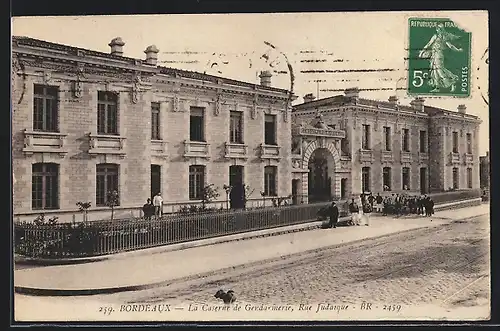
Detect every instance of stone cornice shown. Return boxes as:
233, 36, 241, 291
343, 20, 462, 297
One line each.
12, 37, 290, 101
13, 47, 288, 102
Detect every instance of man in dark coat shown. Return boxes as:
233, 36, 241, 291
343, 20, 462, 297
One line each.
328, 201, 339, 228
142, 198, 154, 220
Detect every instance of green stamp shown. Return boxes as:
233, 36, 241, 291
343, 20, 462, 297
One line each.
408, 18, 471, 97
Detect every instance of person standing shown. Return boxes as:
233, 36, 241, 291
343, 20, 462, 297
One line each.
142, 198, 154, 220
328, 201, 339, 228
428, 197, 435, 216
153, 192, 164, 218
375, 193, 383, 213
349, 198, 360, 226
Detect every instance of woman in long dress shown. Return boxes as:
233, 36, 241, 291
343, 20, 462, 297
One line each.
418, 23, 463, 92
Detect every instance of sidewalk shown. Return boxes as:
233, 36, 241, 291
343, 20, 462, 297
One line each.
14, 202, 489, 296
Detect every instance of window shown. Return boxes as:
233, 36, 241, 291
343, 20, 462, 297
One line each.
264, 114, 277, 145
361, 167, 371, 192
402, 167, 410, 190
362, 124, 371, 150
340, 138, 349, 155
467, 167, 473, 188
189, 165, 205, 200
96, 164, 119, 207
419, 130, 427, 153
452, 131, 458, 153
383, 167, 392, 191
151, 102, 161, 140
402, 128, 410, 152
340, 178, 347, 199
466, 133, 472, 154
33, 85, 59, 132
383, 126, 391, 151
452, 167, 459, 189
190, 107, 205, 142
32, 163, 59, 210
264, 166, 277, 196
230, 111, 243, 143
97, 91, 118, 135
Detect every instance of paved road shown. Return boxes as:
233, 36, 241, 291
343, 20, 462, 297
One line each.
90, 214, 489, 311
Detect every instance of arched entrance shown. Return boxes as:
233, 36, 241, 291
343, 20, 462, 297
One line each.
308, 148, 334, 202
301, 140, 342, 203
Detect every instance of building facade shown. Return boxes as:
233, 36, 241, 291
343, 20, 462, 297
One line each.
479, 152, 490, 189
11, 37, 482, 221
12, 37, 293, 221
291, 88, 482, 202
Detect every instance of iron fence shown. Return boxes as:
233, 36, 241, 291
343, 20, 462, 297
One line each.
14, 201, 332, 259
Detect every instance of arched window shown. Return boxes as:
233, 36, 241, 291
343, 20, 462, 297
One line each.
32, 163, 59, 210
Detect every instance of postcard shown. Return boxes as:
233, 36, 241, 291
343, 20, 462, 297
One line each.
12, 10, 490, 322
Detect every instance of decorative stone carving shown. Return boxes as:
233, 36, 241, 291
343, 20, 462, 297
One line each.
90, 136, 97, 149
131, 72, 142, 104
292, 159, 301, 168
42, 71, 52, 84
251, 94, 258, 119
73, 64, 85, 98
214, 90, 221, 116
173, 93, 180, 112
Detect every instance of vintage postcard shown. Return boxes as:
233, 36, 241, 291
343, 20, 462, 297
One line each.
12, 11, 490, 322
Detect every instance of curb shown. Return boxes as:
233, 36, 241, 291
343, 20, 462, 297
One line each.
14, 211, 488, 297
14, 198, 483, 267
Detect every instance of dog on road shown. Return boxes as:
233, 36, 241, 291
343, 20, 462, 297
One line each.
214, 289, 236, 304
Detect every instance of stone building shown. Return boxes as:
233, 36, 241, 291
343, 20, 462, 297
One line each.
11, 36, 482, 222
12, 36, 293, 221
479, 152, 490, 189
291, 88, 482, 202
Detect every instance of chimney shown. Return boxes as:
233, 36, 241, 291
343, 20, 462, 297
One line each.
259, 70, 272, 87
388, 95, 399, 105
303, 93, 316, 103
410, 97, 425, 112
344, 87, 360, 99
144, 45, 160, 65
458, 104, 467, 114
109, 37, 125, 56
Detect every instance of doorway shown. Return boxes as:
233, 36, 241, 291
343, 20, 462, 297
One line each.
229, 165, 244, 209
292, 179, 300, 204
151, 165, 161, 199
420, 167, 427, 194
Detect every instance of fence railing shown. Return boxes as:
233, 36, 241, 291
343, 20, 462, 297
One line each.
14, 189, 482, 259
14, 201, 332, 259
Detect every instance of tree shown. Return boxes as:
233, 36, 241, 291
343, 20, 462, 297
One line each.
243, 184, 255, 209
201, 184, 220, 210
76, 201, 91, 223
106, 190, 120, 221
223, 184, 232, 210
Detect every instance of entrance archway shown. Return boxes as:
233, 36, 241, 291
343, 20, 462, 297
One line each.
308, 148, 333, 202
301, 139, 342, 203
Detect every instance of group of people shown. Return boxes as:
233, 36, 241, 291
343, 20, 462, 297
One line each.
323, 195, 372, 229
374, 193, 435, 217
322, 191, 436, 229
142, 192, 164, 220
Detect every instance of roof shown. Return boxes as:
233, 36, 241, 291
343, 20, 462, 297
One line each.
292, 93, 480, 120
12, 36, 290, 95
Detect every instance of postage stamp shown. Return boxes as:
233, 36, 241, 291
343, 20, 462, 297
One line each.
407, 18, 472, 97
11, 11, 489, 324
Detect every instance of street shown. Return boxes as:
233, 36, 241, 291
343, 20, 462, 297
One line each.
14, 214, 490, 321
103, 214, 490, 308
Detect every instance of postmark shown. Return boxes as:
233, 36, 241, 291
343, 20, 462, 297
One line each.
407, 18, 472, 97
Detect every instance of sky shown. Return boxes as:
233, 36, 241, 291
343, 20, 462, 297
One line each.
12, 11, 489, 155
